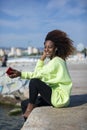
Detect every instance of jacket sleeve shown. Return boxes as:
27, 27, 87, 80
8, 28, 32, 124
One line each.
21, 59, 59, 85
21, 59, 44, 79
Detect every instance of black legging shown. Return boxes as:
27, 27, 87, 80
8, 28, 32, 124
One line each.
21, 78, 52, 115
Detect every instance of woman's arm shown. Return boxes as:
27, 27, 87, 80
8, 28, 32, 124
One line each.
8, 51, 46, 79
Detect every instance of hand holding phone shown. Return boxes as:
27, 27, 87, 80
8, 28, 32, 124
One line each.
6, 67, 14, 75
6, 67, 21, 78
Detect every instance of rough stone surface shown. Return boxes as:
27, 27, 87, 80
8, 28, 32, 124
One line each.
21, 105, 87, 130
21, 63, 87, 130
0, 94, 18, 106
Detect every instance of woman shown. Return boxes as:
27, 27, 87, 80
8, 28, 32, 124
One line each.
8, 29, 75, 120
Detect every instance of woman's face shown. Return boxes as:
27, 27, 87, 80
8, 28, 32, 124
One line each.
44, 40, 56, 59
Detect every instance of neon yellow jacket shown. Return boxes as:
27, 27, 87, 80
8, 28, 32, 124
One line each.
21, 57, 72, 107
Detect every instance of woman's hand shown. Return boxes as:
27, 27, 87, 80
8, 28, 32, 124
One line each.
8, 69, 21, 78
40, 50, 47, 61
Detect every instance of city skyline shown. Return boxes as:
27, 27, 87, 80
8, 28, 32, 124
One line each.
0, 0, 87, 48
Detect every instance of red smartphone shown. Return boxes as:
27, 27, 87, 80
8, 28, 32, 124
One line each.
6, 67, 14, 75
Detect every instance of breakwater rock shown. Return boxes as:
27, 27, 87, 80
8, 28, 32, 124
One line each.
21, 100, 87, 130
0, 94, 22, 115
0, 94, 18, 106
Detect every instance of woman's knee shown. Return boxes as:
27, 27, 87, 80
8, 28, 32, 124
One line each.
29, 78, 40, 87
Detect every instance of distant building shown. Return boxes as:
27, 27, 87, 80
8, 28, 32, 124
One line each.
28, 46, 33, 55
8, 47, 23, 56
0, 49, 4, 56
8, 47, 16, 56
27, 46, 39, 55
16, 48, 22, 56
0, 45, 40, 57
33, 47, 39, 54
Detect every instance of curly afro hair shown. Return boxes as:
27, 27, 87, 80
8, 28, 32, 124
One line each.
45, 29, 75, 60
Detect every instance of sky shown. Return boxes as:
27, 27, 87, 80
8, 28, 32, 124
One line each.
0, 0, 87, 49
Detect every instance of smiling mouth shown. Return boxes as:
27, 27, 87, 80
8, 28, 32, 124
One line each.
46, 52, 50, 55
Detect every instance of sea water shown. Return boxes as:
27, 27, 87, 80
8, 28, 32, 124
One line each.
0, 105, 24, 130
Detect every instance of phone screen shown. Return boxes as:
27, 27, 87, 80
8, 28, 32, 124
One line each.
6, 67, 14, 75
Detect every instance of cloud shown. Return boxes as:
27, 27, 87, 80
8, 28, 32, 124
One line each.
47, 0, 87, 17
0, 17, 40, 31
47, 0, 68, 9
0, 0, 87, 47
0, 0, 43, 17
0, 1, 46, 31
0, 32, 44, 47
0, 18, 86, 46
